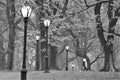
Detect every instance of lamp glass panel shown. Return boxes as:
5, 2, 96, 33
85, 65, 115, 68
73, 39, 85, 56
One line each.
44, 19, 50, 26
36, 36, 40, 40
21, 6, 32, 17
66, 46, 69, 50
83, 58, 86, 62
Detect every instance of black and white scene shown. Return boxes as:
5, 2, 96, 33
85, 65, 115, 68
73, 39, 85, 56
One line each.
0, 0, 120, 80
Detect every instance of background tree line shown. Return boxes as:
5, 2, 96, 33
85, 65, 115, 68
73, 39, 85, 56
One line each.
0, 0, 120, 72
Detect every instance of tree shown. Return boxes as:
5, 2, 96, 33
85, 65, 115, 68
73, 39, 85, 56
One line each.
33, 0, 102, 71
0, 0, 7, 70
1, 0, 16, 71
11, 0, 120, 71
101, 0, 120, 71
35, 0, 46, 70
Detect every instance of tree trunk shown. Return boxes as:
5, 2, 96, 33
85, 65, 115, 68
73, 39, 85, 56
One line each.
86, 56, 91, 70
76, 57, 83, 71
103, 0, 119, 72
76, 39, 83, 71
49, 45, 57, 69
35, 40, 40, 71
94, 0, 120, 71
0, 36, 4, 70
0, 53, 3, 70
35, 0, 46, 71
101, 46, 110, 71
94, 1, 109, 71
6, 0, 16, 71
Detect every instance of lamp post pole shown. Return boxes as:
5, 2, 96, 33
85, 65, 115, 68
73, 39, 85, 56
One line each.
35, 36, 40, 71
43, 19, 50, 73
21, 17, 28, 80
66, 46, 69, 71
20, 1, 32, 80
44, 26, 49, 73
45, 26, 49, 73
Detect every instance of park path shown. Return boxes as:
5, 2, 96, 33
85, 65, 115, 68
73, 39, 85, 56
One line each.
0, 70, 120, 80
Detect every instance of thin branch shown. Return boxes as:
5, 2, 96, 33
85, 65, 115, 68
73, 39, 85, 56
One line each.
45, 0, 109, 22
15, 17, 22, 26
28, 18, 36, 29
86, 33, 95, 51
0, 1, 6, 6
66, 28, 76, 38
87, 0, 108, 8
87, 41, 93, 50
56, 43, 66, 56
103, 29, 120, 37
68, 49, 75, 53
69, 1, 108, 16
16, 25, 23, 31
84, 0, 89, 7
68, 56, 77, 62
113, 32, 120, 37
90, 53, 104, 65
0, 27, 9, 36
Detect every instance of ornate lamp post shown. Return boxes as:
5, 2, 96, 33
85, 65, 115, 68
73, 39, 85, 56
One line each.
21, 1, 32, 80
35, 35, 40, 71
43, 19, 50, 73
66, 46, 69, 71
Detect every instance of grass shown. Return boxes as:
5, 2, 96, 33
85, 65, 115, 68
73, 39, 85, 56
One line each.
0, 71, 120, 80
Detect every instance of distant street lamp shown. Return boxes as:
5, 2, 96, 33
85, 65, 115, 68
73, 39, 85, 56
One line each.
21, 1, 32, 80
35, 35, 40, 71
83, 58, 87, 71
43, 19, 51, 73
66, 46, 69, 71
71, 64, 75, 71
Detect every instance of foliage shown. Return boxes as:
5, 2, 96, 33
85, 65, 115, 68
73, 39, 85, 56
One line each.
0, 0, 120, 71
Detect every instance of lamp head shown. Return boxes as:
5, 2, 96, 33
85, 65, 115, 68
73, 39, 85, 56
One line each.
21, 1, 32, 18
36, 35, 40, 40
66, 46, 69, 50
83, 58, 86, 62
72, 64, 75, 67
43, 19, 51, 27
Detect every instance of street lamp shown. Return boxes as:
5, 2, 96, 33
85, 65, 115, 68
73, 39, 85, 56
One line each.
35, 35, 40, 71
66, 46, 69, 71
43, 19, 50, 73
71, 64, 75, 71
21, 1, 32, 80
83, 58, 87, 71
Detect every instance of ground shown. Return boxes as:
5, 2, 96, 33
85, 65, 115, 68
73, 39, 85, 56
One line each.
0, 70, 120, 80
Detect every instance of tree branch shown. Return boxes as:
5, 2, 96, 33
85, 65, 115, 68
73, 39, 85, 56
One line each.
69, 1, 108, 16
90, 53, 104, 65
56, 43, 66, 56
0, 1, 6, 7
28, 18, 36, 29
84, 0, 89, 7
0, 27, 8, 36
15, 17, 22, 26
68, 56, 77, 62
103, 29, 120, 37
87, 41, 93, 50
66, 28, 76, 38
68, 49, 75, 53
46, 1, 109, 22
